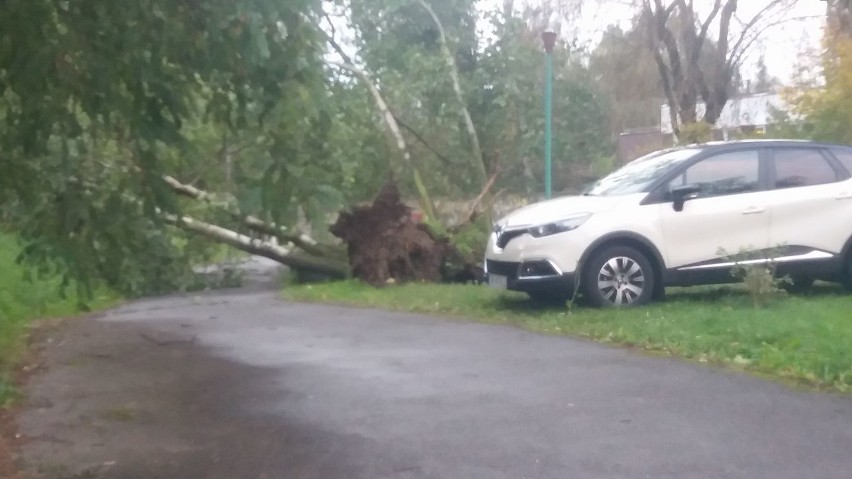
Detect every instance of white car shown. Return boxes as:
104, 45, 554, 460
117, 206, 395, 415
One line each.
484, 140, 852, 307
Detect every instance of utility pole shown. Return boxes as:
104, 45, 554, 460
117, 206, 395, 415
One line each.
542, 30, 557, 199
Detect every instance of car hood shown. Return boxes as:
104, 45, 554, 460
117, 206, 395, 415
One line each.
497, 195, 627, 229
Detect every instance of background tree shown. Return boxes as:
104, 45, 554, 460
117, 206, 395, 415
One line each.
826, 0, 852, 37
589, 24, 665, 136
0, 0, 354, 296
474, 9, 611, 194
639, 0, 794, 140
781, 1, 852, 143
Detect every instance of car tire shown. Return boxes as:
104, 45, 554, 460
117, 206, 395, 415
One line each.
844, 254, 852, 292
582, 246, 656, 308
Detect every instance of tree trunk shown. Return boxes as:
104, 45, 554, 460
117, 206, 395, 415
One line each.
162, 175, 338, 259
417, 0, 488, 188
163, 213, 349, 279
160, 175, 349, 278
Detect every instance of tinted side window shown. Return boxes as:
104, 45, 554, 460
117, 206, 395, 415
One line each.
671, 150, 760, 198
831, 149, 852, 175
772, 149, 837, 189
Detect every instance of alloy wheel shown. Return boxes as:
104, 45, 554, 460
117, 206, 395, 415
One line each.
596, 256, 646, 306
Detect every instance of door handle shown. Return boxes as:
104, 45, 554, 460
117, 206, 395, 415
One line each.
835, 192, 852, 200
741, 206, 765, 215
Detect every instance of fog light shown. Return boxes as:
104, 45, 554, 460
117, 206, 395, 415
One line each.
518, 260, 558, 278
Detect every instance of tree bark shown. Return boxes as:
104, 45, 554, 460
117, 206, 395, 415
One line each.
162, 175, 333, 258
328, 61, 439, 219
162, 213, 349, 279
416, 0, 488, 187
328, 62, 409, 177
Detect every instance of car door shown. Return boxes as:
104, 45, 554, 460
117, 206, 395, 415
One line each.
762, 147, 852, 260
657, 149, 770, 269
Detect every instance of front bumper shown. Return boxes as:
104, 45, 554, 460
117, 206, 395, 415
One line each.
483, 227, 587, 294
485, 259, 576, 294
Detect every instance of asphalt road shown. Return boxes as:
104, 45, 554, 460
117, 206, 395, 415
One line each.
16, 265, 852, 478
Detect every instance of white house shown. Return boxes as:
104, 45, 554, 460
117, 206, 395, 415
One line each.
660, 93, 791, 138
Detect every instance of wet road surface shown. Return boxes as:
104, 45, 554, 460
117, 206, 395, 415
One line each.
16, 269, 852, 478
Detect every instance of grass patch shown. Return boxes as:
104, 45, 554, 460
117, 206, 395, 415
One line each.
0, 233, 117, 406
284, 281, 852, 392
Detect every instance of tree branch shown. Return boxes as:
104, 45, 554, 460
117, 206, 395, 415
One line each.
163, 212, 348, 278
643, 2, 681, 135
693, 0, 723, 61
328, 61, 409, 176
391, 113, 454, 166
328, 61, 439, 222
321, 5, 406, 157
322, 13, 356, 65
647, 0, 685, 100
727, 0, 786, 62
727, 14, 817, 70
449, 166, 502, 234
416, 0, 487, 187
162, 175, 331, 258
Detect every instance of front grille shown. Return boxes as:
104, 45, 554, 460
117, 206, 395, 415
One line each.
496, 229, 527, 248
486, 260, 519, 277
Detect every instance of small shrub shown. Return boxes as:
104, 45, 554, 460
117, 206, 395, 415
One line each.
718, 247, 791, 308
679, 121, 713, 144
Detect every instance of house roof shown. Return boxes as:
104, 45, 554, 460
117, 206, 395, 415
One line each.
660, 93, 789, 134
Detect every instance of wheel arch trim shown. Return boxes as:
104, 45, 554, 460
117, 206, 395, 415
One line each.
577, 232, 666, 283
841, 234, 852, 273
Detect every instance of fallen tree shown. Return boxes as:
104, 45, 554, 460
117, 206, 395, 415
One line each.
148, 1, 500, 287
162, 212, 349, 279
162, 175, 340, 259
161, 173, 489, 286
158, 175, 349, 279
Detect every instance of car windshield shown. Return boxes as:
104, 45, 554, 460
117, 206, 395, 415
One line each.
585, 148, 702, 197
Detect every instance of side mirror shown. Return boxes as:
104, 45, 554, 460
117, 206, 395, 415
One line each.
671, 184, 701, 212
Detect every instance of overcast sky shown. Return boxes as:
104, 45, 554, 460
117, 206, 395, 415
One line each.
520, 0, 828, 83
328, 0, 828, 84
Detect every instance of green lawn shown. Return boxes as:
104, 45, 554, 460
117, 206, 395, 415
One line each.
0, 233, 117, 405
284, 281, 852, 392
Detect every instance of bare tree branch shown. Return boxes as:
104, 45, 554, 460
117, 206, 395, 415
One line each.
449, 165, 502, 234
727, 14, 819, 70
321, 13, 356, 66
728, 0, 787, 64
693, 0, 723, 61
392, 113, 454, 167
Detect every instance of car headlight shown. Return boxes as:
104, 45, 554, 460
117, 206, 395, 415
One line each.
528, 213, 591, 238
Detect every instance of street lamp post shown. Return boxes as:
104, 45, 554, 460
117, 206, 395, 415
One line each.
542, 31, 557, 199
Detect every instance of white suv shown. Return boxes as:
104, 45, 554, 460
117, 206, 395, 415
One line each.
484, 140, 852, 307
